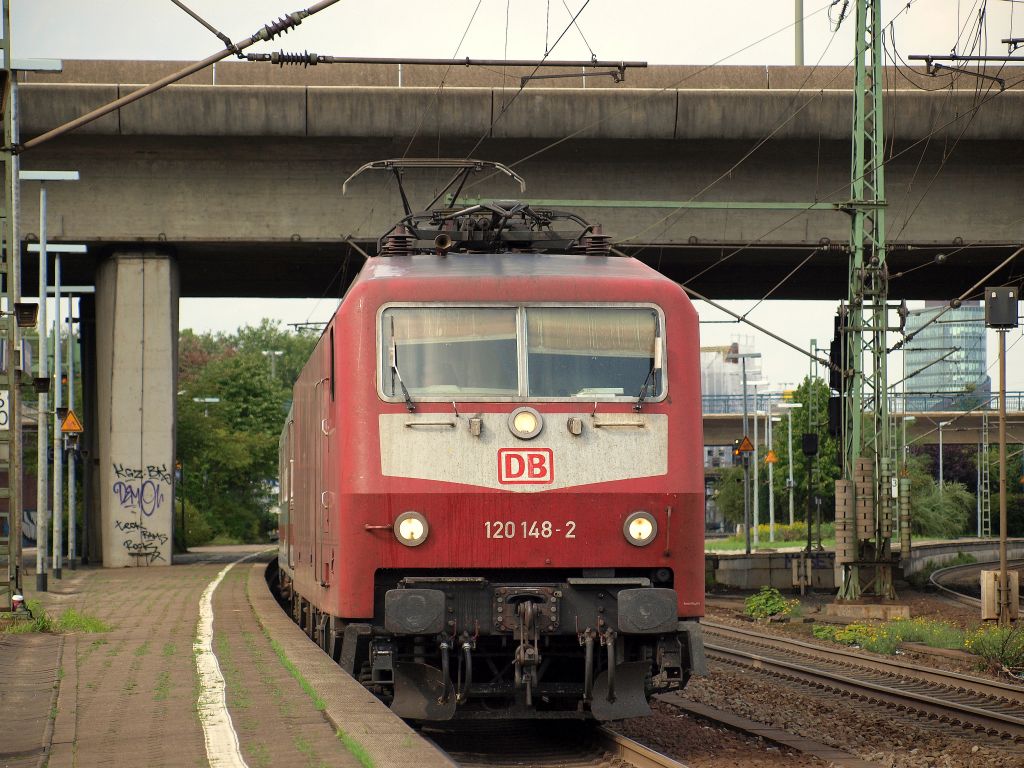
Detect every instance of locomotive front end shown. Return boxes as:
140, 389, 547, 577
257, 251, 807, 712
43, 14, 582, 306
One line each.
362, 293, 706, 720
280, 163, 706, 722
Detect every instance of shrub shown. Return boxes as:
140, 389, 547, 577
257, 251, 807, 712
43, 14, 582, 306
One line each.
744, 586, 800, 619
965, 624, 1024, 675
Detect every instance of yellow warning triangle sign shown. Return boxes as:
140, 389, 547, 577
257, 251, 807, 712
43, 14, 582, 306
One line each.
765, 450, 778, 464
737, 436, 754, 453
61, 409, 84, 434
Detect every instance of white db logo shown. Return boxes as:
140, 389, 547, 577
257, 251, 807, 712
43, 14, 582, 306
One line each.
498, 448, 554, 484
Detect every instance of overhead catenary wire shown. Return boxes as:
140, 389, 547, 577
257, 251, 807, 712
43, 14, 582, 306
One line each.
169, 0, 238, 53
17, 0, 347, 153
462, 0, 595, 161
465, 0, 840, 193
657, 66, 1024, 295
617, 13, 849, 249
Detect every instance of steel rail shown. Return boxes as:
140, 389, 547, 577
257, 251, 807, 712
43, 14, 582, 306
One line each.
596, 726, 689, 768
928, 559, 1024, 609
424, 722, 688, 768
702, 623, 1024, 740
703, 619, 1024, 703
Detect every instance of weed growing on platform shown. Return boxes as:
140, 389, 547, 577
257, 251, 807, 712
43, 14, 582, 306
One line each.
338, 731, 375, 768
744, 587, 800, 620
965, 624, 1024, 676
2, 601, 109, 634
265, 635, 374, 767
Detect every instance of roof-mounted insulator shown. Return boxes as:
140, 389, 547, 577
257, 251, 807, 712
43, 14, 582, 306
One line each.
578, 225, 611, 257
380, 225, 415, 257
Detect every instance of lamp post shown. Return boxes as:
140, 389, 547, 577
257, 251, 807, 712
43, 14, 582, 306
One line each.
261, 349, 284, 378
21, 169, 79, 590
727, 351, 761, 555
769, 414, 782, 541
749, 380, 768, 546
777, 402, 803, 527
29, 242, 86, 578
938, 420, 952, 496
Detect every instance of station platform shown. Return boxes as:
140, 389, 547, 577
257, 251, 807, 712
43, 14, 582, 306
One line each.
0, 546, 455, 768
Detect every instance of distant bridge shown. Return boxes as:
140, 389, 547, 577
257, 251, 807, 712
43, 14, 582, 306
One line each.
703, 395, 1024, 446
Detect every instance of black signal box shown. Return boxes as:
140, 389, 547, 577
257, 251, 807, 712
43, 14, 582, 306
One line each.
985, 286, 1018, 329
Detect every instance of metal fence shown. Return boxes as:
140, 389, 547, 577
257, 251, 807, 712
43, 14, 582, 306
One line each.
701, 392, 1024, 415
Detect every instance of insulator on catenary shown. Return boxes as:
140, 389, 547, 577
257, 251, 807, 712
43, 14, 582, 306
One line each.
269, 50, 319, 67
256, 12, 305, 43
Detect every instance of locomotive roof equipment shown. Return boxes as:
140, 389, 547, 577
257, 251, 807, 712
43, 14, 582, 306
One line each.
342, 158, 612, 257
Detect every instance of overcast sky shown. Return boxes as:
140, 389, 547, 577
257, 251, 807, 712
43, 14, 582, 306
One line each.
15, 1, 1024, 391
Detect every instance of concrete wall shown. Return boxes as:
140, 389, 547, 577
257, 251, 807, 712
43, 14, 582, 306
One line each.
708, 550, 836, 590
95, 253, 178, 567
902, 539, 1024, 575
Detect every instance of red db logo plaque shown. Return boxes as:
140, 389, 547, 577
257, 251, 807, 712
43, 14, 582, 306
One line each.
498, 448, 554, 484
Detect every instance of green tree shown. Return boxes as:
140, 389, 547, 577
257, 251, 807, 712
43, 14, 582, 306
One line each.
769, 376, 841, 522
177, 320, 318, 545
904, 454, 972, 537
712, 466, 746, 527
974, 444, 1024, 538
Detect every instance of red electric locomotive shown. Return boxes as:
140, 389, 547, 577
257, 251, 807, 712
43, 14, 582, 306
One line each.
277, 160, 706, 720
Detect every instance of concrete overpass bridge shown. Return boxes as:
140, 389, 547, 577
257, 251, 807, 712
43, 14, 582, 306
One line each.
13, 60, 1023, 567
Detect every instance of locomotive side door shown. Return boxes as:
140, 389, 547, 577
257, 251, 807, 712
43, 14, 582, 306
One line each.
316, 327, 336, 587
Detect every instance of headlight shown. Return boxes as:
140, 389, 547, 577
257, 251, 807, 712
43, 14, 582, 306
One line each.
623, 511, 658, 546
508, 406, 543, 439
394, 511, 429, 547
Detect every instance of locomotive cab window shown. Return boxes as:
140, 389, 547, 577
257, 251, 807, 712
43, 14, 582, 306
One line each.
380, 304, 666, 402
381, 307, 519, 397
526, 307, 661, 398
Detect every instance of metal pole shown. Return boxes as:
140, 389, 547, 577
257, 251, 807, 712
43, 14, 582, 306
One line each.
976, 440, 981, 538
67, 300, 76, 569
52, 257, 62, 579
938, 422, 944, 496
36, 185, 48, 592
753, 388, 760, 546
768, 403, 776, 542
795, 0, 805, 65
787, 409, 795, 526
998, 330, 1009, 626
741, 357, 751, 555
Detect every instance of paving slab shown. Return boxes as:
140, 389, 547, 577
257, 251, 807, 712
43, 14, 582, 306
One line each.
3, 545, 453, 768
0, 633, 62, 768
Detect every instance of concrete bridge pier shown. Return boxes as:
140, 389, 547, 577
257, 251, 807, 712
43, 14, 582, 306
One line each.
95, 252, 178, 567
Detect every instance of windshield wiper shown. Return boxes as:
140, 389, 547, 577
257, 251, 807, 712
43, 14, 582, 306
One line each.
389, 317, 416, 412
633, 366, 656, 412
634, 317, 662, 412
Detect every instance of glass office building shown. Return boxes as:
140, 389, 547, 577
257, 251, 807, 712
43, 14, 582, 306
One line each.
903, 301, 989, 411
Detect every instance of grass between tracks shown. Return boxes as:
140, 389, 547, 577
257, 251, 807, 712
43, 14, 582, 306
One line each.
813, 616, 1024, 675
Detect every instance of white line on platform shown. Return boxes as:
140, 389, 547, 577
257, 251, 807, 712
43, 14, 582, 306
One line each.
194, 555, 257, 768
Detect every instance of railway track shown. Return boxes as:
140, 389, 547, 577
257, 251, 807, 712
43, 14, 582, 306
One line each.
929, 559, 1024, 609
423, 721, 688, 768
702, 620, 1024, 743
